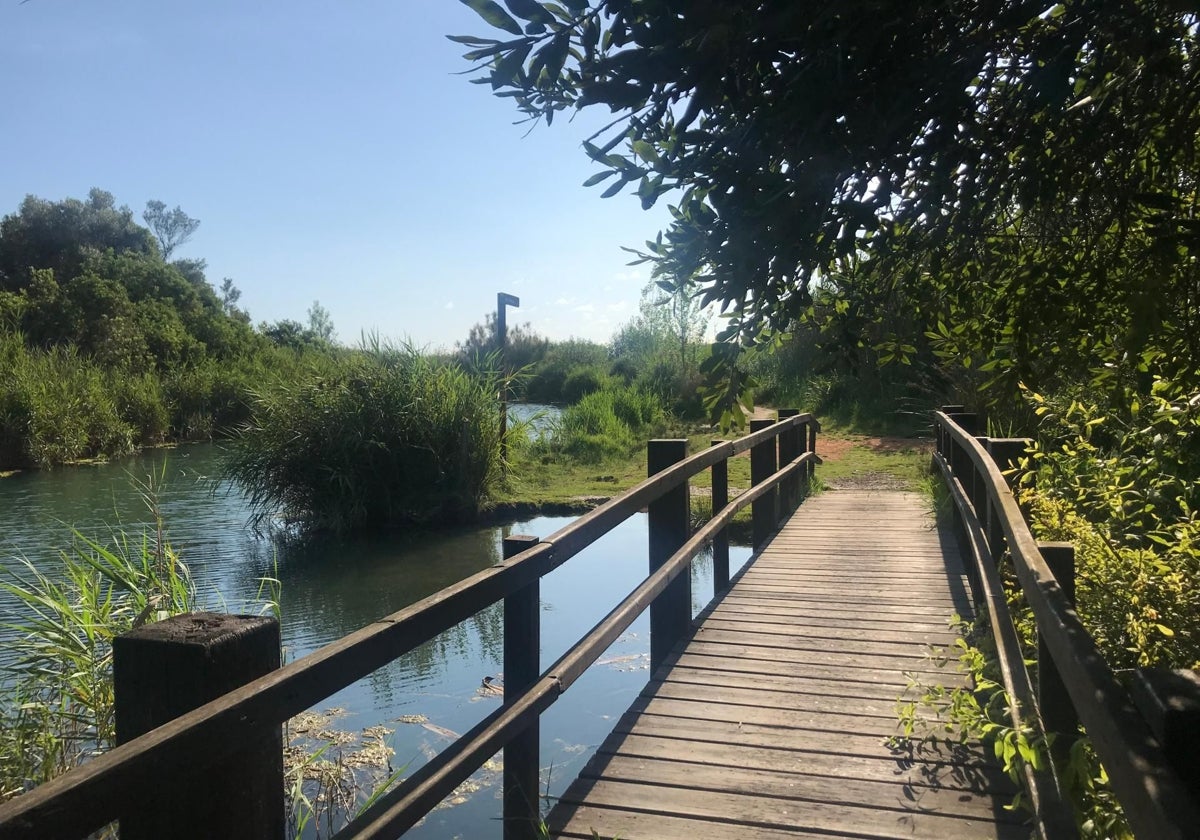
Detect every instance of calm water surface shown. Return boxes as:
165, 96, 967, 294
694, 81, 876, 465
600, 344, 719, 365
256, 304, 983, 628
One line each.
0, 439, 750, 838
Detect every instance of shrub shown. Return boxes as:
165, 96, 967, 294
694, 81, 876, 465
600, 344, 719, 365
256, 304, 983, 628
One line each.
560, 366, 608, 404
224, 343, 504, 533
524, 339, 608, 403
0, 341, 133, 468
551, 386, 666, 463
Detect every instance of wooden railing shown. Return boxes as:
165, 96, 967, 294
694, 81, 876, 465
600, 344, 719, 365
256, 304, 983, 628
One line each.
0, 412, 819, 840
933, 408, 1200, 840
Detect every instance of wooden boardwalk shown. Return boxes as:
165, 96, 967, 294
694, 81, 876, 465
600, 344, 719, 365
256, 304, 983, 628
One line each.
548, 490, 1027, 839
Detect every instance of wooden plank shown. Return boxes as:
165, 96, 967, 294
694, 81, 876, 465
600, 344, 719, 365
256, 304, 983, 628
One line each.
597, 729, 1013, 792
716, 595, 969, 622
670, 650, 968, 687
697, 616, 960, 646
645, 680, 902, 720
553, 778, 1028, 840
687, 627, 954, 660
656, 665, 941, 701
550, 804, 830, 839
709, 606, 957, 633
577, 754, 1023, 824
618, 707, 1001, 770
680, 640, 959, 678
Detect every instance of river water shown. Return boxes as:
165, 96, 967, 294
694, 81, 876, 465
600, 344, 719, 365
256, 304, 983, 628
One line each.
0, 432, 750, 837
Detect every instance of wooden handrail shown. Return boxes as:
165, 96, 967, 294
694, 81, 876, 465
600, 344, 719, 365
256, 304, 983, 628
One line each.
933, 411, 1200, 840
0, 413, 819, 840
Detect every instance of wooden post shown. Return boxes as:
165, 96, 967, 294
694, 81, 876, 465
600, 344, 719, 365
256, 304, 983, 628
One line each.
972, 436, 990, 526
1037, 542, 1078, 763
1129, 669, 1200, 800
503, 534, 542, 840
497, 292, 520, 469
750, 419, 778, 550
946, 411, 979, 435
985, 439, 1031, 559
710, 439, 729, 593
113, 613, 283, 840
778, 409, 800, 513
807, 419, 818, 486
938, 405, 965, 461
648, 439, 690, 671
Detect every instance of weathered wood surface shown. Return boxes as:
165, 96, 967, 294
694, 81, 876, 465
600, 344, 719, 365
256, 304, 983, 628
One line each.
548, 490, 1025, 839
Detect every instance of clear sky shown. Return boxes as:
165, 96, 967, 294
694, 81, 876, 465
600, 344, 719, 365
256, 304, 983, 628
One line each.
0, 0, 673, 350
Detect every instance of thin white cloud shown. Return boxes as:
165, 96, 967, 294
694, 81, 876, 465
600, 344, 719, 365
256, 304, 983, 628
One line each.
573, 303, 595, 314
444, 301, 455, 310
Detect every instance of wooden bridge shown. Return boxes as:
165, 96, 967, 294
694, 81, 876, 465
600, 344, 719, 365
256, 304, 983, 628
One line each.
548, 489, 1023, 839
1, 410, 1197, 839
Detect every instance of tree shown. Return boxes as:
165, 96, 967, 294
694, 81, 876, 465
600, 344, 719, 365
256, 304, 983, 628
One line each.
613, 278, 708, 377
0, 189, 155, 292
142, 201, 200, 261
456, 1, 1200, 421
306, 300, 336, 344
456, 312, 548, 373
219, 278, 242, 311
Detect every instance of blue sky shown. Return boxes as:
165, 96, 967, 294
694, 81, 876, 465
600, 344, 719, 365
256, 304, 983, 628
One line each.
0, 1, 673, 349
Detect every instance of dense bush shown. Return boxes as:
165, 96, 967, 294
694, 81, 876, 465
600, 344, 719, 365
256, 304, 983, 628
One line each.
0, 337, 134, 467
524, 339, 608, 403
224, 344, 504, 533
1020, 382, 1200, 670
560, 366, 608, 404
540, 385, 666, 463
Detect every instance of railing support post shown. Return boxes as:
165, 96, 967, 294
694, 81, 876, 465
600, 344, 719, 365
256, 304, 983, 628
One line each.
648, 439, 690, 671
807, 420, 818, 486
710, 439, 729, 592
778, 409, 800, 513
1129, 669, 1200, 801
503, 534, 543, 840
750, 419, 778, 550
1037, 542, 1079, 763
985, 438, 1032, 559
113, 613, 284, 840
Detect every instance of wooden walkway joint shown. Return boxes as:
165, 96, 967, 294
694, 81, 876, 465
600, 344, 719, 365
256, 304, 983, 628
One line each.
548, 490, 1025, 839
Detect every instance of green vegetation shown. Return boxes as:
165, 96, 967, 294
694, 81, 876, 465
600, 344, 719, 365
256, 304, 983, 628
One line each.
225, 340, 506, 534
0, 476, 198, 803
0, 189, 341, 471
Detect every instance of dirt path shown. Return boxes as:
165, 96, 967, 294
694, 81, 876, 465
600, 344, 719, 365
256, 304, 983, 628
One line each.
752, 406, 931, 491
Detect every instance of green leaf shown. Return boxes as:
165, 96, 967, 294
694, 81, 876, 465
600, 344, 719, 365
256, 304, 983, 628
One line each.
632, 139, 660, 163
561, 0, 588, 11
600, 177, 627, 198
447, 34, 503, 46
459, 0, 525, 36
503, 0, 555, 25
492, 43, 531, 88
582, 170, 616, 187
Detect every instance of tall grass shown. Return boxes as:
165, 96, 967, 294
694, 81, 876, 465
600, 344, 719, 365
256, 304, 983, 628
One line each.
224, 340, 505, 533
0, 471, 197, 802
0, 329, 340, 470
534, 385, 667, 463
